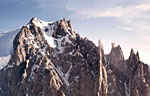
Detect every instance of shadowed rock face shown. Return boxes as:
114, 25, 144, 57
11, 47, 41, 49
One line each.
0, 18, 107, 96
0, 18, 150, 96
105, 45, 150, 96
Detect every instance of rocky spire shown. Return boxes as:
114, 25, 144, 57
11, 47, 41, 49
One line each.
98, 39, 103, 49
97, 39, 108, 96
109, 43, 124, 61
129, 48, 140, 62
111, 43, 115, 48
127, 48, 141, 76
98, 39, 105, 61
136, 51, 140, 60
128, 49, 150, 96
107, 43, 124, 67
129, 48, 135, 60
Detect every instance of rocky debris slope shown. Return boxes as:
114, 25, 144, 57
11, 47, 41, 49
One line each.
0, 18, 150, 96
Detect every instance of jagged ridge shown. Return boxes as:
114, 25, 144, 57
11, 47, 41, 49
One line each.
0, 18, 150, 96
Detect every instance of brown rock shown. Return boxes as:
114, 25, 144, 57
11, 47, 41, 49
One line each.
0, 18, 150, 96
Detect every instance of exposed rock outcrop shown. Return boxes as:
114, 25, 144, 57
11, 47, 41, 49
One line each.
0, 18, 108, 96
0, 18, 149, 96
105, 45, 150, 96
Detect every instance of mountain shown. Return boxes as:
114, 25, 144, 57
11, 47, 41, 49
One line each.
0, 29, 20, 69
0, 18, 150, 96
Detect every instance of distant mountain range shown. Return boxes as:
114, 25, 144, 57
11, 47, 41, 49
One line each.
0, 18, 149, 96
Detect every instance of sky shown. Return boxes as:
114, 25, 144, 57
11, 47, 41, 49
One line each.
0, 0, 150, 64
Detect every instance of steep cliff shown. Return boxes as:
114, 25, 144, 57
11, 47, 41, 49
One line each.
0, 18, 149, 96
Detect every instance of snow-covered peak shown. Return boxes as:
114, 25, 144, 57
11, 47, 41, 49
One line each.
26, 17, 76, 53
30, 17, 51, 28
28, 17, 55, 36
28, 17, 76, 38
0, 18, 76, 69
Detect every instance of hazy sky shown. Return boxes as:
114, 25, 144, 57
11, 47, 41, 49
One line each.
0, 0, 150, 64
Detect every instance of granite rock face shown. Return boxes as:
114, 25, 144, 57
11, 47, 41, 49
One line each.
0, 18, 149, 96
105, 44, 150, 96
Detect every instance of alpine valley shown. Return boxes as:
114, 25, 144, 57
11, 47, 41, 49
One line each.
0, 18, 150, 96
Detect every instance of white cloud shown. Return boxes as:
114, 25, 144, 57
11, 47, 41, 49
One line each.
33, 0, 150, 35
66, 2, 150, 34
67, 3, 150, 19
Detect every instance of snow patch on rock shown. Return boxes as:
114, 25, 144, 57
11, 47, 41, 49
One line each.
54, 34, 73, 53
47, 60, 72, 87
28, 17, 74, 53
43, 32, 56, 48
124, 82, 131, 96
56, 64, 72, 87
